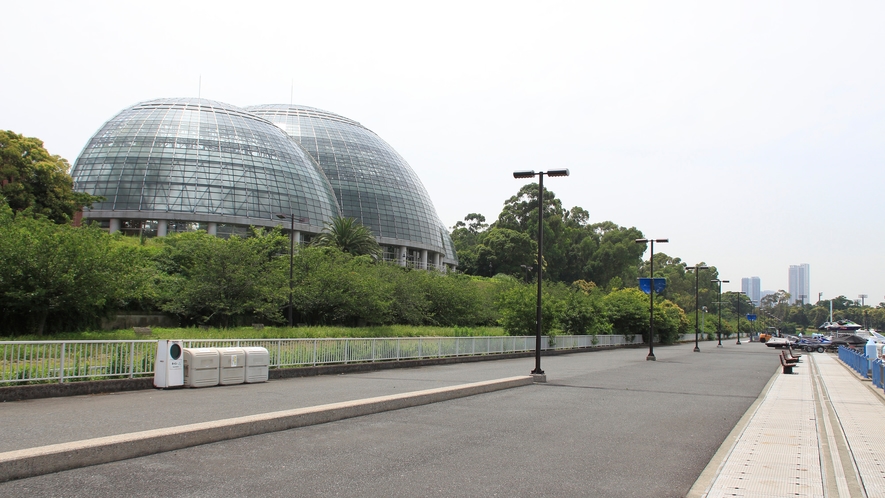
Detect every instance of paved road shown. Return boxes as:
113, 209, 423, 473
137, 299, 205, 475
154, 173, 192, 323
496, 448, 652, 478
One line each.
0, 342, 779, 497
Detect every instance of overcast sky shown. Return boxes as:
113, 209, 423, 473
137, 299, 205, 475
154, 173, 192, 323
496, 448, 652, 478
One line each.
3, 1, 883, 306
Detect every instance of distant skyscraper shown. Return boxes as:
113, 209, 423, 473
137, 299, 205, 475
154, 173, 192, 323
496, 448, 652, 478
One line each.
788, 264, 810, 304
742, 277, 761, 305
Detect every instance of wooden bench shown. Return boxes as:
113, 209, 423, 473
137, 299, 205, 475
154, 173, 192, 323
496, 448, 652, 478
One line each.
780, 353, 795, 374
785, 346, 802, 361
133, 327, 152, 337
781, 350, 799, 365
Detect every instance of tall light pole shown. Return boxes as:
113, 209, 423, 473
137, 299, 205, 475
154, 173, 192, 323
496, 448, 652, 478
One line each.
859, 294, 869, 329
635, 238, 668, 361
513, 169, 570, 377
686, 265, 709, 352
712, 279, 728, 347
733, 291, 747, 345
520, 264, 533, 284
702, 306, 707, 341
276, 214, 308, 327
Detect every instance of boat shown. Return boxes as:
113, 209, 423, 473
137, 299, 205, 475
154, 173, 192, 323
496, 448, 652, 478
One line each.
817, 320, 863, 332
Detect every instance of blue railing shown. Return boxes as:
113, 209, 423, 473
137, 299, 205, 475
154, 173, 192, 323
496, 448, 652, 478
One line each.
839, 345, 869, 378
872, 359, 884, 390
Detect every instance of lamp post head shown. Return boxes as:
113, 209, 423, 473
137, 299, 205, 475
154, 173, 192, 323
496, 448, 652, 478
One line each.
513, 171, 536, 179
635, 238, 668, 245
547, 169, 570, 177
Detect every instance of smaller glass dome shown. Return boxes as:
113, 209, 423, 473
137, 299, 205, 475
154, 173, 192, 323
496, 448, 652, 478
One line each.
246, 104, 457, 265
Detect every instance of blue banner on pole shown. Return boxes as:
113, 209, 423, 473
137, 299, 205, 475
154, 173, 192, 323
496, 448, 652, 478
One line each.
638, 278, 667, 294
747, 314, 757, 321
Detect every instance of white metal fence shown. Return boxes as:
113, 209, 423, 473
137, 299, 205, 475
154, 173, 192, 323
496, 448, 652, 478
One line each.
0, 334, 644, 385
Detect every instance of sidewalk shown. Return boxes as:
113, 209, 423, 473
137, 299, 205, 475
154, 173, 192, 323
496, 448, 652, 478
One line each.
689, 351, 885, 498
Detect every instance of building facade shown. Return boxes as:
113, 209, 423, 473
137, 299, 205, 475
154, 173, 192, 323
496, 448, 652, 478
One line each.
788, 264, 810, 304
741, 276, 761, 305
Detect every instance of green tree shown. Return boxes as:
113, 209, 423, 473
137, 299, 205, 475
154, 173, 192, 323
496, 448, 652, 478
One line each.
495, 183, 569, 280
311, 216, 382, 259
419, 272, 500, 326
0, 131, 100, 223
579, 222, 646, 288
289, 247, 392, 326
157, 229, 289, 327
496, 282, 559, 336
559, 281, 610, 335
474, 227, 537, 277
450, 213, 489, 275
760, 290, 791, 324
603, 288, 649, 340
0, 205, 137, 335
654, 299, 689, 344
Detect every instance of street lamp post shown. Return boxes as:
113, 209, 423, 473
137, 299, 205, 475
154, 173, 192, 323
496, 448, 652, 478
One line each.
734, 291, 746, 345
635, 238, 669, 361
712, 279, 729, 347
513, 169, 570, 377
520, 264, 533, 284
276, 214, 308, 327
702, 306, 707, 341
686, 265, 709, 352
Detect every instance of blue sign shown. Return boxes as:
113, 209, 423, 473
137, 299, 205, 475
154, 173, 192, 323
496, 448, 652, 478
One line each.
638, 278, 667, 295
747, 314, 757, 321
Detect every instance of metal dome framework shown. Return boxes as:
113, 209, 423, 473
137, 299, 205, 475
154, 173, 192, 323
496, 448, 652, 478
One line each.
246, 104, 457, 269
72, 98, 340, 238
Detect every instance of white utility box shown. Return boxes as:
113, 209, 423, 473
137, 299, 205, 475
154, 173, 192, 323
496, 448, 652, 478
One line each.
154, 340, 184, 388
183, 348, 220, 388
243, 347, 270, 383
217, 347, 246, 385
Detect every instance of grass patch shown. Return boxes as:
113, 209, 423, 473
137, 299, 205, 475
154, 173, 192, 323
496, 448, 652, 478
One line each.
1, 325, 505, 341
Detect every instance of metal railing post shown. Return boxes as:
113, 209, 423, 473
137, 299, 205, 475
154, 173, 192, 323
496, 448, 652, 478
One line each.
128, 341, 135, 378
59, 342, 66, 384
276, 340, 282, 368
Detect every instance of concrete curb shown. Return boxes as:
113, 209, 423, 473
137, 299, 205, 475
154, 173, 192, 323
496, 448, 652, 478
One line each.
0, 375, 533, 483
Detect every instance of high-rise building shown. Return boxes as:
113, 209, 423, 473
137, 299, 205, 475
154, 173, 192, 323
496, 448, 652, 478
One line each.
788, 264, 810, 304
742, 277, 761, 305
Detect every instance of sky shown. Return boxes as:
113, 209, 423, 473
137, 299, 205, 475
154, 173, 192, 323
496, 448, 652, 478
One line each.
2, 1, 884, 305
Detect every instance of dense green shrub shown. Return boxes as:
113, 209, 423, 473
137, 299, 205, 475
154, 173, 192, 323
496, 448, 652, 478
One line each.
0, 205, 141, 334
496, 282, 559, 336
559, 281, 610, 335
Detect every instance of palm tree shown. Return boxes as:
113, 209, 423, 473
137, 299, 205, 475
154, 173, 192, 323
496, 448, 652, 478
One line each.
311, 216, 382, 259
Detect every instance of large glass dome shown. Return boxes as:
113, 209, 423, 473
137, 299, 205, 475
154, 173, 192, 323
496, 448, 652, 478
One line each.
246, 104, 457, 266
72, 98, 339, 237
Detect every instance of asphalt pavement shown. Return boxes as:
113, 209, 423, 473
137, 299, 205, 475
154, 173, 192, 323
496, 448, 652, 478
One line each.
0, 342, 780, 497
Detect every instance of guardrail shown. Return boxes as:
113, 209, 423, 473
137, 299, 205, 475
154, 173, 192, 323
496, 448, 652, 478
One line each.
1, 334, 644, 385
839, 345, 870, 378
872, 358, 884, 390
